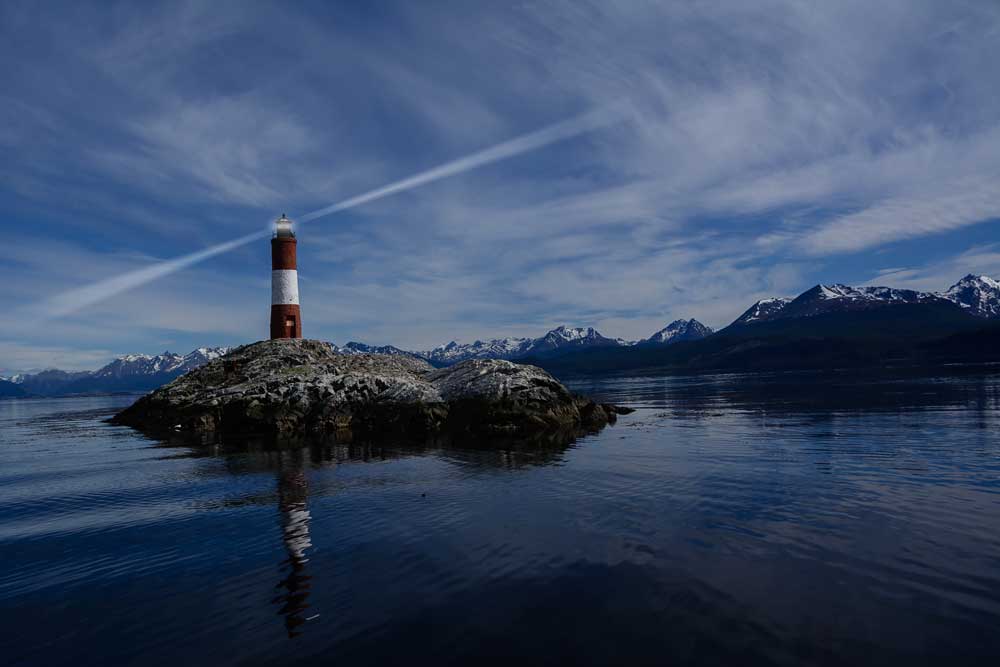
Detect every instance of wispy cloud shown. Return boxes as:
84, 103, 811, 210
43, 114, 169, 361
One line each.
0, 341, 118, 373
797, 178, 1000, 256
867, 244, 1000, 293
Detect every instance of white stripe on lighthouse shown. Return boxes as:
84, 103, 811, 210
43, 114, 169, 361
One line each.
271, 270, 299, 305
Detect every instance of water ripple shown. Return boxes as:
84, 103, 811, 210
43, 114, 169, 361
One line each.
2, 371, 1000, 665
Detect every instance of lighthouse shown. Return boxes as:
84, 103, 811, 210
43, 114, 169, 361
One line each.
270, 214, 302, 339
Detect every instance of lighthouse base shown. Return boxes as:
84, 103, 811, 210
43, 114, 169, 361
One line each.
270, 304, 302, 340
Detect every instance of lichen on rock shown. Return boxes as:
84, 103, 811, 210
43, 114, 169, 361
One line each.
111, 339, 629, 444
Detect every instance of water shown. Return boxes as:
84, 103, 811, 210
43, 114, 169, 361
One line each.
2, 369, 999, 666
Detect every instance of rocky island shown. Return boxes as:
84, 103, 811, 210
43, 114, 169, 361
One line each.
112, 339, 629, 445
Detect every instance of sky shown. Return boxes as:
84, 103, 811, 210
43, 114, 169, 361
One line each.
2, 0, 1000, 372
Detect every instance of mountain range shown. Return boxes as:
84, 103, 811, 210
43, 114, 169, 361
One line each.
537, 274, 1000, 375
3, 347, 230, 397
333, 322, 713, 366
732, 275, 1000, 325
3, 322, 710, 397
4, 274, 999, 397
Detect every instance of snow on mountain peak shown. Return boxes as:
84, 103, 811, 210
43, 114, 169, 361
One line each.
549, 325, 594, 341
331, 341, 415, 357
944, 274, 1000, 318
89, 346, 231, 379
734, 297, 793, 325
811, 284, 939, 303
733, 274, 1000, 327
644, 319, 714, 345
953, 273, 1000, 288
421, 326, 621, 364
191, 346, 229, 360
422, 336, 533, 364
817, 284, 850, 299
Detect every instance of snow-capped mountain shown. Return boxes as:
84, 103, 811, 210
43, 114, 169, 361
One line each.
729, 276, 1000, 327
778, 284, 946, 320
421, 326, 627, 365
92, 352, 185, 379
733, 297, 794, 325
420, 322, 723, 364
91, 347, 231, 379
9, 347, 230, 396
184, 346, 231, 367
423, 337, 533, 365
331, 341, 417, 357
641, 319, 714, 345
944, 274, 1000, 318
529, 326, 622, 355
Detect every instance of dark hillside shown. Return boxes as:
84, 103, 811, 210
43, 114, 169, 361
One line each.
533, 303, 990, 375
0, 380, 26, 398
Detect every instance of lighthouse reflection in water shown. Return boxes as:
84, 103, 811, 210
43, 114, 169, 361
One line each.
273, 451, 316, 637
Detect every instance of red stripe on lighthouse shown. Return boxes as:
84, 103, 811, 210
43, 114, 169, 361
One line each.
272, 238, 297, 270
270, 304, 302, 339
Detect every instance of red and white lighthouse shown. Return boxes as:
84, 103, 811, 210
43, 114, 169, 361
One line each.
270, 214, 302, 339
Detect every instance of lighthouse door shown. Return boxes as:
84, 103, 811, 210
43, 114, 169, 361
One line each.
285, 315, 296, 333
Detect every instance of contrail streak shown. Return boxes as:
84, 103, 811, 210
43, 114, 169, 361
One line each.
299, 106, 615, 222
42, 230, 272, 319
40, 107, 619, 319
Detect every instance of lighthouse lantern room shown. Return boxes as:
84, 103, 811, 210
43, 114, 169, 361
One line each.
270, 214, 302, 339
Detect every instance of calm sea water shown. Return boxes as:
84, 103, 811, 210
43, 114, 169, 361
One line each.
2, 369, 1000, 666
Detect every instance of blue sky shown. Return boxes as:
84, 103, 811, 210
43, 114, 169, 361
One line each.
2, 1, 1000, 371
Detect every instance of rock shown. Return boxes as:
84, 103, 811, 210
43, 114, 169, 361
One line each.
111, 339, 628, 445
